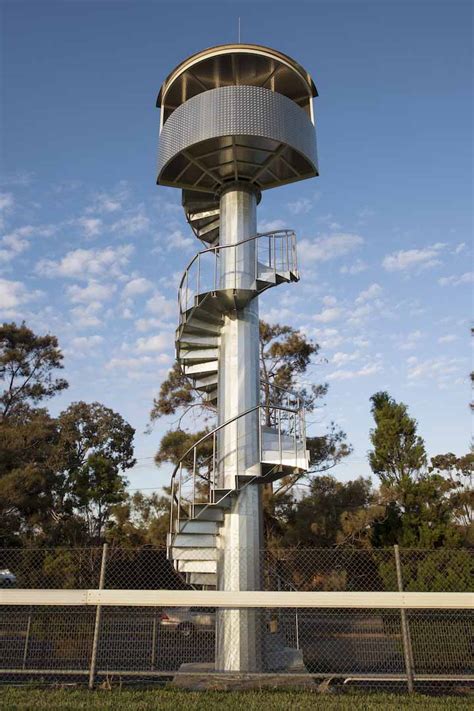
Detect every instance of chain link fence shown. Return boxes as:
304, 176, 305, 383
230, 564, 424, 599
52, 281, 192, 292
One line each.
0, 547, 472, 694
1, 546, 472, 591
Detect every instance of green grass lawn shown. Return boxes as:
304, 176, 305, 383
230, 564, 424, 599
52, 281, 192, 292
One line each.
0, 688, 471, 710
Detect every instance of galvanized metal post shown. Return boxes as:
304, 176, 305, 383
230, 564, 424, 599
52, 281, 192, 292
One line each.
216, 185, 263, 672
22, 607, 32, 670
151, 610, 157, 670
394, 544, 415, 693
88, 542, 108, 690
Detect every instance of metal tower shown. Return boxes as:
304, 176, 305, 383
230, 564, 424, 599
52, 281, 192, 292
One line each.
157, 43, 318, 672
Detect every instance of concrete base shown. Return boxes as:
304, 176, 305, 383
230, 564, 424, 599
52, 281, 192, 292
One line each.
170, 662, 316, 691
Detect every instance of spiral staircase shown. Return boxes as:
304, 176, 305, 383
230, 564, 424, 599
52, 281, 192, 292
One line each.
167, 202, 309, 589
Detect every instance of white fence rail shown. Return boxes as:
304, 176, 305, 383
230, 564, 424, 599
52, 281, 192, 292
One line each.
1, 589, 472, 609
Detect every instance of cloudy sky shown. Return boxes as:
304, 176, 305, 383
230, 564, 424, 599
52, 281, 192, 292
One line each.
1, 0, 472, 493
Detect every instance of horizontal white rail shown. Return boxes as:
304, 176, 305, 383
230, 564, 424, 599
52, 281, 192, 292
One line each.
0, 589, 472, 609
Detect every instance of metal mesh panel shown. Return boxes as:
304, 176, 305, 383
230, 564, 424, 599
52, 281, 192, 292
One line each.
0, 605, 471, 694
1, 547, 472, 592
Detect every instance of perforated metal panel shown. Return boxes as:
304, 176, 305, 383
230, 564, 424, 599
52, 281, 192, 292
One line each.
157, 85, 318, 192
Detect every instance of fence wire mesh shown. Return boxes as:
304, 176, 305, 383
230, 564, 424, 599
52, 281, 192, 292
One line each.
0, 606, 471, 693
1, 546, 472, 591
0, 547, 472, 693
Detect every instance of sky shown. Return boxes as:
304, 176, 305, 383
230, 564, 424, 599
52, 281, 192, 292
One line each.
1, 0, 472, 494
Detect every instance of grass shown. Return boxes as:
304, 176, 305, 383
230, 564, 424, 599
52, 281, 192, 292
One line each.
0, 687, 471, 710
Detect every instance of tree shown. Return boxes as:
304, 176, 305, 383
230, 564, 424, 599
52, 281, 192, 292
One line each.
0, 406, 59, 545
0, 322, 137, 546
429, 452, 473, 542
368, 392, 467, 549
273, 475, 375, 548
151, 320, 351, 502
0, 322, 68, 419
52, 401, 136, 544
108, 491, 171, 547
369, 391, 427, 485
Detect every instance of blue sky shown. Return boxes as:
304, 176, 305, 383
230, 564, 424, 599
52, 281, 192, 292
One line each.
1, 0, 472, 493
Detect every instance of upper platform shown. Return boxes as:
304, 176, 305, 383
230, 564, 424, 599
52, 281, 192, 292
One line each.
157, 44, 319, 194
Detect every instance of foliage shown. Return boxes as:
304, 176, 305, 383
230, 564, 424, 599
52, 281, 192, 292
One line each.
151, 320, 351, 508
267, 475, 375, 548
0, 323, 136, 547
369, 391, 427, 485
0, 321, 68, 418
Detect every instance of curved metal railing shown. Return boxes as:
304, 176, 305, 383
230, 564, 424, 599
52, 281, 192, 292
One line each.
168, 399, 306, 542
177, 230, 298, 316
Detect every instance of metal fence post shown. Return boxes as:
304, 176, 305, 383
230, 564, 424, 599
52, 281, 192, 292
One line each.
151, 610, 157, 670
88, 543, 108, 690
22, 606, 32, 669
394, 544, 415, 693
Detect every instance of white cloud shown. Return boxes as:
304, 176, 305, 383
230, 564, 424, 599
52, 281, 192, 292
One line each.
37, 244, 133, 279
123, 277, 153, 297
258, 219, 286, 232
340, 259, 368, 275
0, 224, 57, 264
406, 355, 465, 386
105, 353, 171, 372
438, 334, 457, 344
135, 333, 173, 353
313, 306, 343, 323
453, 242, 466, 255
110, 207, 150, 235
166, 229, 194, 251
311, 328, 344, 349
382, 245, 444, 272
68, 335, 104, 355
438, 272, 473, 287
0, 278, 41, 315
145, 291, 176, 319
328, 361, 382, 381
86, 185, 128, 214
332, 351, 360, 366
0, 193, 14, 211
287, 198, 312, 215
70, 302, 103, 327
76, 216, 102, 237
399, 330, 424, 351
299, 233, 364, 263
67, 280, 116, 304
134, 317, 170, 332
355, 283, 382, 303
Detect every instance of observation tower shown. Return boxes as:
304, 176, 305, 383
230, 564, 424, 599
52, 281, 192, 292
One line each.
157, 43, 318, 672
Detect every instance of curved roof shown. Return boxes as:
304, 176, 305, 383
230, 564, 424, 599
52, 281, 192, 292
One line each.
157, 43, 318, 118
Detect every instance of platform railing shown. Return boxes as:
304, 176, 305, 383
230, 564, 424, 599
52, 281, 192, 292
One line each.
177, 230, 298, 316
169, 401, 306, 539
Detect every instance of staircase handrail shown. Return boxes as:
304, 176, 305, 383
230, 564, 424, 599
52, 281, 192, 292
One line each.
168, 402, 304, 538
177, 229, 297, 313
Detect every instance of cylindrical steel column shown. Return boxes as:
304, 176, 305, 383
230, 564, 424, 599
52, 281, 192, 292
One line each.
216, 185, 263, 672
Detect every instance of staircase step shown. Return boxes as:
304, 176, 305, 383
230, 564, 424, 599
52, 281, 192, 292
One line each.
193, 373, 218, 389
180, 348, 219, 362
170, 546, 218, 561
181, 318, 222, 335
186, 572, 217, 586
173, 533, 217, 548
198, 218, 220, 237
203, 388, 218, 403
189, 208, 219, 223
193, 505, 225, 522
176, 559, 217, 574
183, 361, 218, 377
178, 519, 219, 535
188, 303, 223, 326
180, 334, 219, 348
